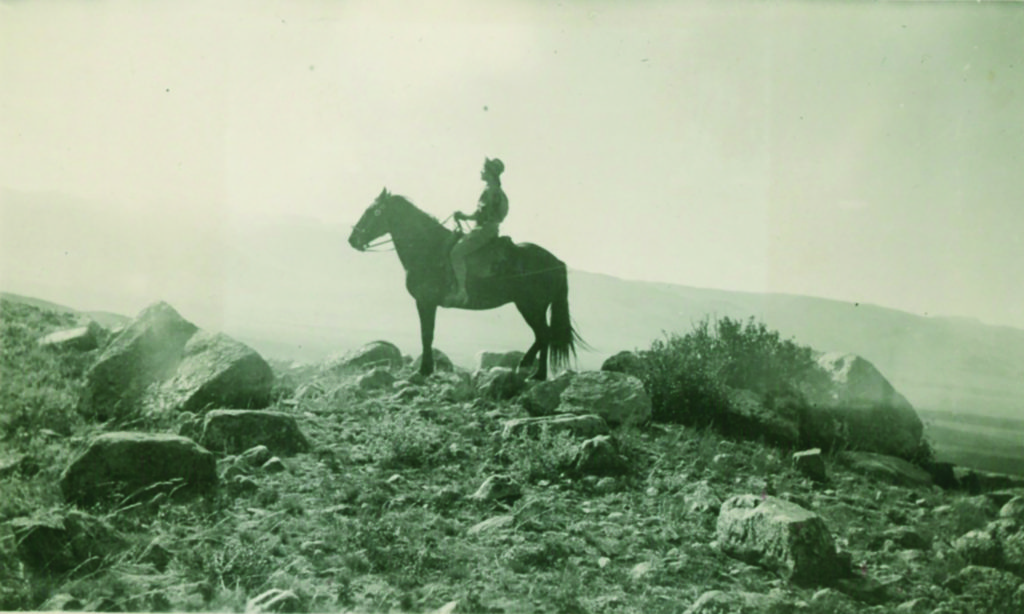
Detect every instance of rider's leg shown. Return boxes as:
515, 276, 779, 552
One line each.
449, 224, 499, 305
450, 239, 472, 304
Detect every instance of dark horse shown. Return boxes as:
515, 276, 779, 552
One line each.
348, 188, 584, 379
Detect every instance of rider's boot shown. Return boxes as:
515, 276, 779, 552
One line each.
449, 260, 470, 306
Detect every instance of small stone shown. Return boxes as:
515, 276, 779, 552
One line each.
231, 475, 259, 494
629, 561, 654, 582
595, 477, 617, 494
793, 448, 827, 482
246, 588, 303, 613
598, 556, 611, 568
240, 445, 272, 467
261, 457, 287, 473
470, 475, 522, 503
468, 515, 515, 535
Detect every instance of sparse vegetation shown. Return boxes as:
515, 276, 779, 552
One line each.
634, 316, 826, 426
1, 299, 1022, 612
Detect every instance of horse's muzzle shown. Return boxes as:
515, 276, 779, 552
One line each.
348, 233, 366, 251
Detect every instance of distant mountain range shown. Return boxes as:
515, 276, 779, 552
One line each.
3, 189, 1023, 425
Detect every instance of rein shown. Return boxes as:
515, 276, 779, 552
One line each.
362, 236, 395, 252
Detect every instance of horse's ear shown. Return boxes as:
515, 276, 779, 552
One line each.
379, 187, 390, 198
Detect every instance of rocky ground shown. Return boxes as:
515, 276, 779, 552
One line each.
2, 299, 1024, 613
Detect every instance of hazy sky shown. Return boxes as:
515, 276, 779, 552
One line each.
2, 0, 1023, 328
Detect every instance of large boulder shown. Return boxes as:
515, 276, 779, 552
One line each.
716, 494, 845, 586
722, 388, 801, 447
159, 331, 274, 413
802, 353, 923, 459
476, 350, 525, 372
476, 367, 527, 400
323, 340, 403, 373
78, 302, 198, 421
38, 321, 106, 352
77, 302, 273, 421
525, 371, 651, 427
199, 409, 310, 456
521, 371, 576, 416
9, 510, 126, 574
60, 432, 217, 505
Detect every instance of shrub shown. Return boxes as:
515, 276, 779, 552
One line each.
634, 316, 824, 426
364, 410, 446, 469
501, 428, 580, 484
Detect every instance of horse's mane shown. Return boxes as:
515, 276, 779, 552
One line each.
386, 193, 442, 225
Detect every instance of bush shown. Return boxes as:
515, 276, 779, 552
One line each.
364, 411, 446, 469
634, 316, 824, 426
501, 428, 580, 484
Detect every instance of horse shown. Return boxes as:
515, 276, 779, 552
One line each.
348, 188, 585, 380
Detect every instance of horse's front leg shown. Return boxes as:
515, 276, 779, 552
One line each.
416, 300, 437, 376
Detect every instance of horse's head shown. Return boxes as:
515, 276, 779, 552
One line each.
348, 188, 393, 251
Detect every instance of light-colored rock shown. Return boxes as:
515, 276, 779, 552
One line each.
77, 302, 274, 420
261, 457, 287, 473
502, 414, 609, 440
476, 350, 525, 371
200, 409, 309, 456
469, 475, 522, 503
716, 494, 843, 586
723, 388, 801, 446
998, 495, 1024, 523
839, 451, 933, 487
476, 367, 526, 400
803, 352, 923, 459
159, 330, 274, 413
239, 445, 272, 467
467, 514, 515, 535
894, 598, 933, 613
60, 432, 217, 505
555, 371, 652, 426
793, 448, 827, 482
78, 302, 198, 420
683, 590, 797, 614
246, 588, 303, 613
38, 321, 106, 351
323, 340, 403, 373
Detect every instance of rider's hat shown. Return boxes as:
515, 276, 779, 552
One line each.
483, 158, 505, 176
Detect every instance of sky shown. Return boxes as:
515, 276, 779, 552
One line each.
2, 0, 1023, 329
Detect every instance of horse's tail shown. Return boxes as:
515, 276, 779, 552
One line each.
549, 264, 587, 373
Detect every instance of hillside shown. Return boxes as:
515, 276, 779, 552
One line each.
2, 298, 1024, 613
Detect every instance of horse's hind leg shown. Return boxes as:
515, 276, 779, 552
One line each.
514, 301, 550, 380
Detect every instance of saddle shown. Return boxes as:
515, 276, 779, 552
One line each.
443, 234, 518, 286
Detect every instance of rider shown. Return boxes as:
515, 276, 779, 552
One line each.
449, 157, 508, 305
